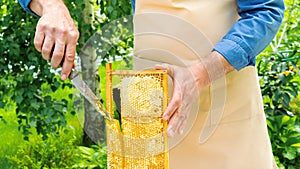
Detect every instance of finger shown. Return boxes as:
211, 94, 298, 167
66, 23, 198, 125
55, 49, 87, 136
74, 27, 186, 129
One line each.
34, 21, 46, 52
166, 112, 178, 137
174, 117, 185, 135
61, 39, 77, 80
51, 41, 66, 68
178, 119, 188, 135
177, 109, 188, 135
174, 104, 188, 133
162, 80, 182, 120
41, 36, 54, 61
155, 63, 169, 70
155, 64, 175, 78
156, 64, 181, 120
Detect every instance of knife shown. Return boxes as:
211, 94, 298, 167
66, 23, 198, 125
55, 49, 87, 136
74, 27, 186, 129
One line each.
69, 69, 113, 122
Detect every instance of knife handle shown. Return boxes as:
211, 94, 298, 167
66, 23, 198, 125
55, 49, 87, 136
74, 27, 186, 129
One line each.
69, 69, 79, 80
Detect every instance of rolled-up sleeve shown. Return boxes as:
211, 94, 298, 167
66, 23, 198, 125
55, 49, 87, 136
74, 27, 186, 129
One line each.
130, 0, 136, 13
18, 0, 38, 16
213, 0, 285, 70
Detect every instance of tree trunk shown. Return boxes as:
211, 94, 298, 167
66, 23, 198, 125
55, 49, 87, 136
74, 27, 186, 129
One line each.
79, 0, 106, 145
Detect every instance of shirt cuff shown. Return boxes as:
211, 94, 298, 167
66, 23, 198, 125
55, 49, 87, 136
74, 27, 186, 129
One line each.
18, 0, 39, 17
213, 35, 253, 71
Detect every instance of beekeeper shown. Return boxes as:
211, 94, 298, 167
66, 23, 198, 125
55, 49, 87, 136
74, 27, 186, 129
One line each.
20, 0, 284, 168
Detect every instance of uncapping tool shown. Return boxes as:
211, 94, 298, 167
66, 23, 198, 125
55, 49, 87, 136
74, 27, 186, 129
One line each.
69, 69, 113, 122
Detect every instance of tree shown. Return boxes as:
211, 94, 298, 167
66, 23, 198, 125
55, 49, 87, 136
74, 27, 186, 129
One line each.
65, 0, 132, 145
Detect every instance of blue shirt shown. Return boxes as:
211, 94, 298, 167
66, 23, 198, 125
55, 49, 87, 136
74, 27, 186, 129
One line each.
19, 0, 284, 70
18, 0, 38, 17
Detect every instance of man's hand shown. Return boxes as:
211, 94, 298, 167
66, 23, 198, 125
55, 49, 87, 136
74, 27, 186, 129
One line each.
155, 64, 205, 137
29, 0, 79, 80
156, 51, 234, 137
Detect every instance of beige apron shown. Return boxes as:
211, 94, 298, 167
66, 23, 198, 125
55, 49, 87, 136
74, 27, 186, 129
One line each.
133, 0, 274, 168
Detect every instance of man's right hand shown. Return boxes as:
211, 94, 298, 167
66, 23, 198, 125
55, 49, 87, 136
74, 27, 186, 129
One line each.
29, 0, 79, 80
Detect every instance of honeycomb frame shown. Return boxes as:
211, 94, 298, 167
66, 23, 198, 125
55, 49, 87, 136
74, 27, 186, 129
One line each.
106, 63, 169, 169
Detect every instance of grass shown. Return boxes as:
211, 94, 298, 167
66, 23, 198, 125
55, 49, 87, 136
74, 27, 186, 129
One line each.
0, 106, 24, 169
0, 94, 83, 168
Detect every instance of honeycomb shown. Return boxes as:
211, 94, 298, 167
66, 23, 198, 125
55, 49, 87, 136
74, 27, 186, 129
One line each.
121, 76, 163, 119
106, 66, 169, 169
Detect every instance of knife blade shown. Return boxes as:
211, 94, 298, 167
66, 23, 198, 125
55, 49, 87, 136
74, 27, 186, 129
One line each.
69, 69, 113, 122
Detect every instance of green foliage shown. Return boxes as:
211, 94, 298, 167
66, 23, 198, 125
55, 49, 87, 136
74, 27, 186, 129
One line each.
98, 0, 132, 21
257, 0, 300, 116
8, 133, 107, 169
72, 145, 107, 169
0, 104, 83, 169
267, 115, 300, 169
257, 0, 300, 168
88, 16, 134, 66
8, 134, 79, 169
65, 0, 133, 56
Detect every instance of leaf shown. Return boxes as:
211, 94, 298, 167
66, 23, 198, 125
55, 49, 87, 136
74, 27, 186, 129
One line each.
15, 94, 23, 104
31, 101, 40, 110
291, 143, 300, 147
53, 104, 63, 112
273, 90, 281, 102
282, 93, 291, 107
78, 146, 94, 156
286, 137, 300, 146
107, 6, 114, 13
281, 115, 290, 124
111, 0, 117, 6
283, 148, 296, 160
266, 119, 275, 131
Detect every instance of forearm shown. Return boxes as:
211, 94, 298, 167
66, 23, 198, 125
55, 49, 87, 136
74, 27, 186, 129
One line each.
214, 0, 285, 70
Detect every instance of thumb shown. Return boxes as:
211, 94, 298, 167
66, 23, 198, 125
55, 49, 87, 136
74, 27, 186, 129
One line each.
155, 63, 175, 78
155, 63, 169, 70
